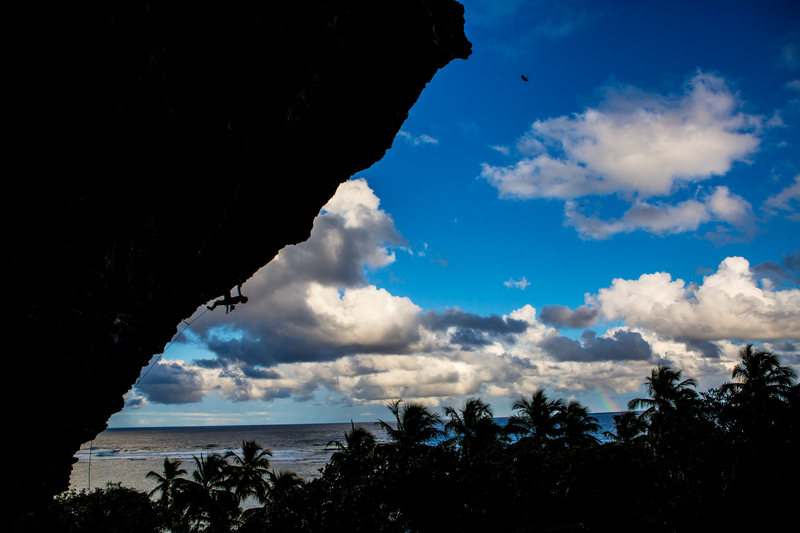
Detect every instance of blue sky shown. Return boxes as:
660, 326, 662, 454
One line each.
110, 0, 800, 427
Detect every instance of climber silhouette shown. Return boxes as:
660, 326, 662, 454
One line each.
208, 284, 249, 314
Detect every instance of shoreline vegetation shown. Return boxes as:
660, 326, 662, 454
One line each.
23, 345, 798, 532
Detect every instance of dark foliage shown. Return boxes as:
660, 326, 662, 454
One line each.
28, 483, 162, 533
34, 347, 799, 532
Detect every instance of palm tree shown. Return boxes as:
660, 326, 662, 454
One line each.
721, 344, 797, 406
190, 453, 229, 494
179, 453, 237, 531
326, 421, 379, 482
377, 399, 445, 452
329, 421, 377, 463
628, 365, 698, 447
269, 471, 306, 529
268, 470, 305, 495
329, 421, 377, 458
628, 365, 698, 416
224, 440, 272, 504
505, 389, 563, 446
554, 400, 600, 448
787, 382, 800, 439
146, 457, 187, 507
241, 471, 306, 531
719, 345, 798, 452
603, 411, 648, 444
444, 397, 503, 462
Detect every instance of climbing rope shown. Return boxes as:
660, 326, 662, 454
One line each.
135, 307, 210, 387
87, 307, 211, 489
87, 439, 93, 489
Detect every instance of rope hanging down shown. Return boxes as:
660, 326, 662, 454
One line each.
135, 306, 209, 387
135, 282, 249, 386
90, 305, 213, 486
87, 439, 93, 489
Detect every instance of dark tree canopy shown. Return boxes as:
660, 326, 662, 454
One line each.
28, 346, 799, 533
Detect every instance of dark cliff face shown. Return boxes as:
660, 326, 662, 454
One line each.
8, 0, 469, 522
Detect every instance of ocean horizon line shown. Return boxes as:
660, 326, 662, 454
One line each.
105, 411, 630, 432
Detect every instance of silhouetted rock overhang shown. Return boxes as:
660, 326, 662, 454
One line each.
7, 0, 470, 525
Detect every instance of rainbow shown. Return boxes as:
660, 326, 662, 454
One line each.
592, 389, 621, 413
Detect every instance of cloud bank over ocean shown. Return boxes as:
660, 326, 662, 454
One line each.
134, 180, 800, 411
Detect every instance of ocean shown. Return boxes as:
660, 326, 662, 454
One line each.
68, 413, 619, 494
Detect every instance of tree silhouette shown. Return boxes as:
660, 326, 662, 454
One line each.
505, 389, 563, 447
628, 365, 698, 416
714, 347, 799, 531
54, 484, 162, 533
240, 470, 307, 532
628, 365, 699, 447
268, 470, 305, 498
224, 440, 272, 504
376, 400, 449, 531
146, 457, 187, 507
444, 397, 504, 463
377, 399, 445, 452
554, 400, 600, 448
178, 453, 238, 532
441, 397, 508, 530
722, 344, 797, 407
604, 411, 648, 444
327, 421, 378, 480
315, 421, 395, 532
65, 350, 800, 533
329, 421, 377, 459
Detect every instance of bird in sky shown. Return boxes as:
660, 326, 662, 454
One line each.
521, 74, 529, 82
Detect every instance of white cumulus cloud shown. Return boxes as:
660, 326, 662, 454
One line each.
133, 181, 797, 411
565, 186, 753, 239
592, 256, 800, 340
482, 72, 760, 200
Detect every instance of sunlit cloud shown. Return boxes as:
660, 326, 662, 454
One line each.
481, 72, 762, 239
483, 72, 760, 200
133, 182, 798, 411
592, 256, 800, 341
565, 186, 753, 239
